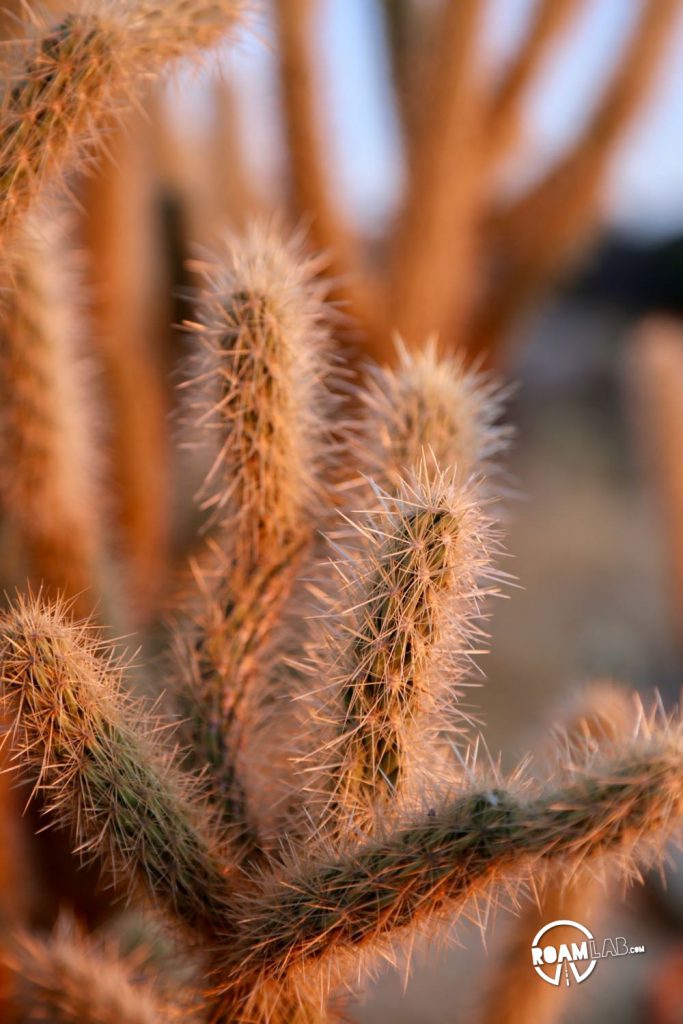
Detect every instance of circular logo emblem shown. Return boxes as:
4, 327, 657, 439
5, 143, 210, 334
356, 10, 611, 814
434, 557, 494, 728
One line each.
531, 919, 598, 986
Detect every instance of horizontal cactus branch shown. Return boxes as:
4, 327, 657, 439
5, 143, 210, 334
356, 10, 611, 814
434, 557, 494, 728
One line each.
309, 463, 503, 830
0, 593, 235, 937
0, 0, 245, 243
218, 714, 683, 1013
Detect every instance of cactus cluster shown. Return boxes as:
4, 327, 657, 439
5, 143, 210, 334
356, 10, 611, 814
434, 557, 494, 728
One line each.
0, 3, 680, 1023
1, 210, 682, 1019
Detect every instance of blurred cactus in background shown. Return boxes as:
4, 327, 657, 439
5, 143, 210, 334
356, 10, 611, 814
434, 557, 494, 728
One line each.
0, 1, 682, 1023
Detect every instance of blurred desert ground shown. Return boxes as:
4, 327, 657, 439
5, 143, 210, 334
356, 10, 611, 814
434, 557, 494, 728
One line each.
196, 1, 683, 1020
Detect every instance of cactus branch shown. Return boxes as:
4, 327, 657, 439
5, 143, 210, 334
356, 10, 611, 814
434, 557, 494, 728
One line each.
217, 710, 683, 1015
477, 681, 636, 1024
388, 0, 484, 347
484, 0, 586, 165
4, 921, 170, 1024
0, 209, 103, 619
272, 0, 387, 360
0, 0, 245, 243
0, 593, 234, 937
176, 224, 332, 846
309, 466, 501, 829
473, 0, 680, 357
357, 337, 510, 493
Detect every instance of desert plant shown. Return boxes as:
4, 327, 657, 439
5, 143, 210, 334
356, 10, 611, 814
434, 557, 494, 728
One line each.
0, 224, 682, 1022
0, 4, 681, 1022
0, 207, 104, 618
173, 224, 333, 852
274, 0, 680, 365
0, 0, 244, 248
5, 919, 171, 1024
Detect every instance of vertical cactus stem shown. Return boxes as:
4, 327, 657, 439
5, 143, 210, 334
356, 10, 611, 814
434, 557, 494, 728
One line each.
0, 593, 235, 938
188, 225, 331, 574
218, 711, 683, 1011
176, 225, 332, 843
0, 13, 116, 242
0, 1, 246, 244
312, 463, 502, 830
177, 541, 307, 847
358, 337, 510, 494
0, 209, 103, 619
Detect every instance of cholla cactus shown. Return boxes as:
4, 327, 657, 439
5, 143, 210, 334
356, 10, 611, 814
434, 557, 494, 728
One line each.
175, 224, 333, 850
0, 0, 244, 247
185, 224, 332, 563
0, 76, 681, 1021
2, 213, 683, 1021
212, 707, 683, 1019
358, 337, 510, 492
0, 593, 233, 938
305, 463, 502, 832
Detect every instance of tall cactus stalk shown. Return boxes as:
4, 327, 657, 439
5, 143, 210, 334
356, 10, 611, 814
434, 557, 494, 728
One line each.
0, 209, 103, 618
175, 224, 333, 849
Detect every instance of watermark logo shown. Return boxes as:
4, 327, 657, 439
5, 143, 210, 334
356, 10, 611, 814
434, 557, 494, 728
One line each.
531, 919, 646, 987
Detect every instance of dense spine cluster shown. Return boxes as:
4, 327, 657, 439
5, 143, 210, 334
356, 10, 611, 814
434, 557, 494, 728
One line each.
186, 224, 331, 562
308, 465, 500, 830
0, 1, 244, 245
358, 338, 510, 491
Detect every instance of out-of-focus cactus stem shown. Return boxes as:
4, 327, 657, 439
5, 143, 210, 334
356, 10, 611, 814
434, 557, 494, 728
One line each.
472, 0, 680, 361
272, 0, 387, 361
